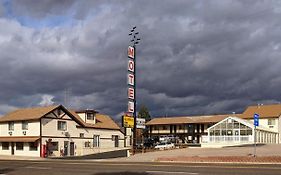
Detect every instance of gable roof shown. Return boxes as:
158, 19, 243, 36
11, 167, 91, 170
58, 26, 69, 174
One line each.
0, 105, 120, 130
0, 105, 60, 122
241, 104, 281, 119
207, 116, 277, 133
146, 114, 234, 125
69, 110, 120, 130
88, 114, 120, 130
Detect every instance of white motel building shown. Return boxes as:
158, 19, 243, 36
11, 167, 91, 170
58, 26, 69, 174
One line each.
146, 104, 281, 147
0, 105, 127, 157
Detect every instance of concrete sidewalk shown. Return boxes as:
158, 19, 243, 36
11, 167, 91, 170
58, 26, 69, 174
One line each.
107, 144, 281, 163
0, 155, 44, 161
1, 144, 281, 163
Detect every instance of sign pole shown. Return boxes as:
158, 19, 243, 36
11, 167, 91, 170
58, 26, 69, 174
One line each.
253, 113, 259, 157
254, 125, 256, 157
128, 26, 140, 155
133, 45, 137, 154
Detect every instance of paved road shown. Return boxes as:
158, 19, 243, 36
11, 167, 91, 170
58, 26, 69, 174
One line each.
0, 160, 281, 175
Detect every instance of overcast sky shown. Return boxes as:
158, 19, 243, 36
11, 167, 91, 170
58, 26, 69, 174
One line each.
0, 0, 280, 119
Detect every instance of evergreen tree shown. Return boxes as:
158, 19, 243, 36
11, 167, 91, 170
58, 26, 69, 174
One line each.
138, 105, 151, 121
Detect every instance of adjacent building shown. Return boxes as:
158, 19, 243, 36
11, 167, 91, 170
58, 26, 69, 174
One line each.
0, 105, 126, 157
146, 104, 281, 147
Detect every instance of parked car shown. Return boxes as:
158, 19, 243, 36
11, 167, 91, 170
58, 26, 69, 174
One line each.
143, 138, 156, 148
154, 142, 175, 150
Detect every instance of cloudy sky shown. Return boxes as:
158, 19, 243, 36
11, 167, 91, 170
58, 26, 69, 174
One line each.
0, 0, 280, 119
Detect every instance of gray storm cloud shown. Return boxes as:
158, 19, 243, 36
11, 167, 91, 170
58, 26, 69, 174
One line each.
0, 0, 280, 119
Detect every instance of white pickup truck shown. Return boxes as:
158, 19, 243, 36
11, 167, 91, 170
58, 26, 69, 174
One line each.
154, 142, 175, 150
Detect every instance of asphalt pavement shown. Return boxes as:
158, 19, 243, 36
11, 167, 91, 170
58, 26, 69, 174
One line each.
0, 159, 281, 175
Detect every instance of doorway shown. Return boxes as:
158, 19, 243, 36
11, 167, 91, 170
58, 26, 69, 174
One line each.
114, 136, 119, 147
70, 142, 74, 156
234, 129, 240, 142
64, 141, 69, 156
11, 142, 14, 155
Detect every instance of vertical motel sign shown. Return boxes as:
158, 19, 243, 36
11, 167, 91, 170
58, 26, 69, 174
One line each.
127, 46, 135, 114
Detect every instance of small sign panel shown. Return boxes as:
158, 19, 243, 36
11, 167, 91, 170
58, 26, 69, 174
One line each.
136, 118, 146, 129
254, 113, 259, 127
123, 115, 134, 128
128, 46, 135, 59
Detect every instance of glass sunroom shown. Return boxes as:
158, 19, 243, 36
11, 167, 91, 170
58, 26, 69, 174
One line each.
205, 116, 278, 145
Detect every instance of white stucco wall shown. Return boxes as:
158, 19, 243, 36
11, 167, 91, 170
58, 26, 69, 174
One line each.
0, 121, 40, 137
0, 142, 40, 157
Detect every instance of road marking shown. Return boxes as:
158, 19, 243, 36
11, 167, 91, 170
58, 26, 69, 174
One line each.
24, 166, 51, 170
146, 170, 199, 175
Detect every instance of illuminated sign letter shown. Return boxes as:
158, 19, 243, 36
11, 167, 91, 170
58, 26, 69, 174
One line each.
128, 101, 134, 113
128, 74, 134, 86
128, 46, 134, 59
128, 87, 135, 100
128, 60, 134, 72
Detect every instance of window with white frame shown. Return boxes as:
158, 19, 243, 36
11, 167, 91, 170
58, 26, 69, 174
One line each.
22, 121, 28, 130
84, 141, 91, 148
87, 113, 95, 120
93, 135, 100, 147
57, 121, 67, 131
2, 142, 9, 150
29, 142, 37, 151
8, 122, 14, 131
16, 142, 23, 150
268, 119, 275, 126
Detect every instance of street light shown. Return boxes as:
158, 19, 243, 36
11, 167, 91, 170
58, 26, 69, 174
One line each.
128, 26, 140, 154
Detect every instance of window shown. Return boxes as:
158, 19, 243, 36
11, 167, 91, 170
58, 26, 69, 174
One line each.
22, 121, 28, 130
50, 142, 58, 151
29, 142, 37, 151
93, 135, 100, 147
80, 133, 84, 138
87, 113, 95, 120
2, 142, 9, 150
162, 125, 167, 130
179, 125, 183, 130
16, 142, 23, 150
57, 121, 67, 131
268, 119, 275, 126
8, 122, 14, 131
84, 141, 91, 148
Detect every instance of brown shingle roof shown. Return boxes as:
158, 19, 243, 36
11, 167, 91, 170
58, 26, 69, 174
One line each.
0, 105, 59, 122
87, 114, 120, 130
69, 110, 120, 130
241, 104, 281, 119
146, 114, 235, 125
0, 105, 120, 130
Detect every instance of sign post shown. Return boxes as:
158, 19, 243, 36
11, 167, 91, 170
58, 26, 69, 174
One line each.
253, 113, 259, 157
127, 26, 140, 154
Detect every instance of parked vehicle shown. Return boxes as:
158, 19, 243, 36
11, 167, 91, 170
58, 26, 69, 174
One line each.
154, 142, 175, 150
143, 138, 156, 148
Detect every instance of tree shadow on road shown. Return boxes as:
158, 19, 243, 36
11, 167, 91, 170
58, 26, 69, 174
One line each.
0, 168, 14, 174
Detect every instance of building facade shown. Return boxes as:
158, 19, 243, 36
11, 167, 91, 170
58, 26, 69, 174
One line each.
0, 105, 126, 157
146, 104, 281, 146
146, 115, 228, 144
